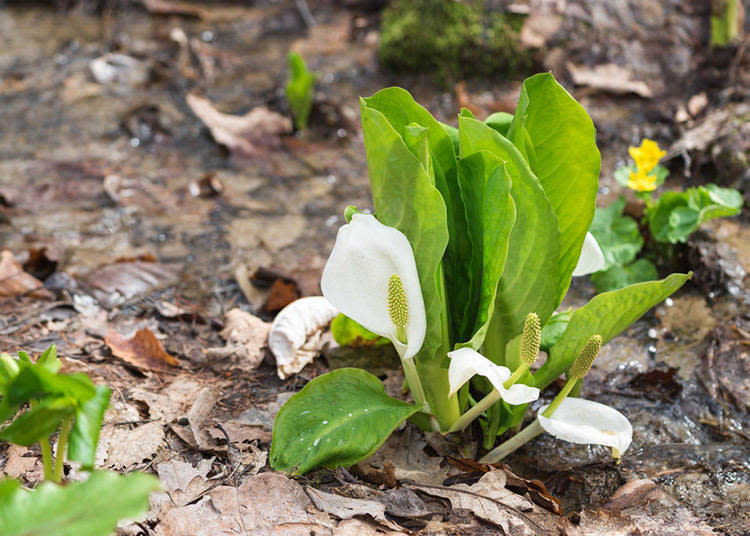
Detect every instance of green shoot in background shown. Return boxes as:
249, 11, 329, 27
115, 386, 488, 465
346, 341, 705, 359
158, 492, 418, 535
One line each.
285, 52, 317, 131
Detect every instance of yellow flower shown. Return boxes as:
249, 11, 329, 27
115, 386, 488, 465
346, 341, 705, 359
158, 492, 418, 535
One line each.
628, 139, 666, 174
626, 168, 658, 192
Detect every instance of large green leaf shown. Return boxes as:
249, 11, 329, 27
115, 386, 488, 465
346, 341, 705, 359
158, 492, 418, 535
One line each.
455, 152, 516, 348
270, 368, 419, 475
362, 89, 469, 340
359, 98, 458, 426
508, 73, 600, 306
591, 259, 658, 293
534, 273, 691, 388
330, 314, 389, 347
458, 116, 560, 367
69, 385, 112, 470
589, 196, 644, 268
0, 397, 75, 446
0, 471, 159, 536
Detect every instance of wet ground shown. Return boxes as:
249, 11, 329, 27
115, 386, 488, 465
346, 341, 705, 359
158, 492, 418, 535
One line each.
0, 1, 748, 535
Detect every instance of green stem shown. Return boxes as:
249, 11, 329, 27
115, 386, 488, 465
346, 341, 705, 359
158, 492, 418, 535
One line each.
39, 437, 54, 481
479, 418, 544, 463
503, 364, 529, 389
541, 377, 577, 418
448, 390, 500, 433
52, 417, 73, 483
401, 357, 427, 410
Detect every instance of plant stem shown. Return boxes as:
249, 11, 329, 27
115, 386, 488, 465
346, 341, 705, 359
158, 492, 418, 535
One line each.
39, 437, 55, 481
503, 364, 529, 389
479, 418, 544, 463
448, 390, 500, 433
541, 377, 577, 418
401, 357, 427, 410
52, 417, 73, 483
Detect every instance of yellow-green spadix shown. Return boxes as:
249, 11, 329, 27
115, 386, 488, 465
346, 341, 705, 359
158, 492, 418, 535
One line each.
321, 214, 426, 359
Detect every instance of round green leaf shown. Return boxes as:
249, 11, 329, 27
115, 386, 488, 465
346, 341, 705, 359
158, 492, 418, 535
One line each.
270, 368, 419, 475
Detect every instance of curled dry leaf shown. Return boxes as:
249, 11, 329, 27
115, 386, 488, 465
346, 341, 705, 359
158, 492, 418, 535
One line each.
567, 62, 654, 98
105, 328, 179, 372
0, 250, 53, 299
269, 296, 338, 379
186, 93, 291, 158
86, 260, 180, 308
219, 308, 271, 368
305, 487, 402, 531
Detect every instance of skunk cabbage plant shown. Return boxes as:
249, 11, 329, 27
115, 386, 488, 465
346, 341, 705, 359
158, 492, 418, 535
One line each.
270, 73, 690, 475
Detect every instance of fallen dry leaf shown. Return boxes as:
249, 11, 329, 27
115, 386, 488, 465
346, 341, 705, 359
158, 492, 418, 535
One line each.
218, 308, 271, 369
406, 470, 536, 535
305, 487, 402, 531
2, 445, 42, 482
156, 472, 332, 536
186, 93, 291, 158
103, 421, 165, 469
86, 260, 180, 308
268, 296, 338, 379
105, 328, 179, 372
567, 62, 654, 98
0, 250, 53, 299
264, 278, 301, 314
156, 458, 213, 507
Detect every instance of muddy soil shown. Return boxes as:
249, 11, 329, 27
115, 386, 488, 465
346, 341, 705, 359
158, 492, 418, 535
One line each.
0, 1, 748, 535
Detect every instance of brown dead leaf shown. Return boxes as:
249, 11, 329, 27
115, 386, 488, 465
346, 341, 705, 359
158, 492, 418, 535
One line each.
2, 445, 42, 482
156, 472, 332, 536
105, 328, 179, 372
22, 246, 60, 281
218, 308, 271, 368
103, 421, 165, 469
405, 470, 536, 535
567, 62, 654, 98
333, 519, 407, 536
86, 260, 180, 308
264, 278, 302, 314
0, 250, 53, 299
156, 458, 213, 507
186, 93, 291, 158
305, 487, 402, 531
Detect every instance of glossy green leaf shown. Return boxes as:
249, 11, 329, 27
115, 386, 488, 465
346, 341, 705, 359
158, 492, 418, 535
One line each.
359, 96, 458, 426
455, 152, 515, 347
589, 196, 643, 268
484, 112, 513, 137
362, 88, 469, 341
0, 471, 159, 536
0, 397, 75, 446
507, 73, 600, 306
458, 115, 560, 367
535, 273, 691, 388
330, 314, 389, 347
69, 385, 112, 469
270, 368, 419, 475
591, 259, 658, 292
285, 52, 316, 130
539, 309, 573, 352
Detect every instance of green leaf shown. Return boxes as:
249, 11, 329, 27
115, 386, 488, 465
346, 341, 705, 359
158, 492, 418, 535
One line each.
614, 165, 633, 187
507, 73, 600, 306
484, 112, 513, 137
359, 96, 458, 426
330, 314, 389, 347
589, 197, 644, 268
0, 354, 20, 388
0, 397, 75, 446
591, 259, 658, 292
270, 368, 419, 475
535, 272, 691, 388
36, 344, 61, 374
285, 52, 316, 130
362, 88, 469, 341
69, 385, 111, 470
455, 152, 516, 348
649, 185, 742, 243
0, 471, 159, 536
457, 116, 560, 367
539, 309, 573, 352
4, 366, 95, 408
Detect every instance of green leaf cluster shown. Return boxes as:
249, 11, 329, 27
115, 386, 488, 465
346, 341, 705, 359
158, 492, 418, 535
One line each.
271, 73, 690, 475
0, 345, 111, 475
0, 471, 159, 536
285, 52, 316, 130
648, 184, 743, 244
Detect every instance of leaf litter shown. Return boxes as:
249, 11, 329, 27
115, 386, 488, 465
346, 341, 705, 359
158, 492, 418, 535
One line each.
0, 0, 748, 535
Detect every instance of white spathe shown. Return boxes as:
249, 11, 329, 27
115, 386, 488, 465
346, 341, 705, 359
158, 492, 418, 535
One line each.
537, 398, 632, 454
321, 214, 426, 359
447, 347, 539, 405
572, 232, 606, 276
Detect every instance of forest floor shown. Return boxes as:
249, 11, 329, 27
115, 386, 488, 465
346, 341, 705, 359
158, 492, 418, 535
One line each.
0, 1, 748, 534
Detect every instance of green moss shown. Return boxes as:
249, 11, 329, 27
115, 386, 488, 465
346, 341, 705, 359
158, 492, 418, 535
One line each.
378, 0, 534, 83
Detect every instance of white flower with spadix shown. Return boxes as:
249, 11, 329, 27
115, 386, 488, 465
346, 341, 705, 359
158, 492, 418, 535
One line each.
537, 398, 633, 456
572, 232, 606, 276
320, 213, 426, 360
447, 348, 539, 405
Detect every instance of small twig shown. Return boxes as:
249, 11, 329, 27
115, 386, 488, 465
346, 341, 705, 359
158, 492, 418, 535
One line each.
296, 0, 315, 28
